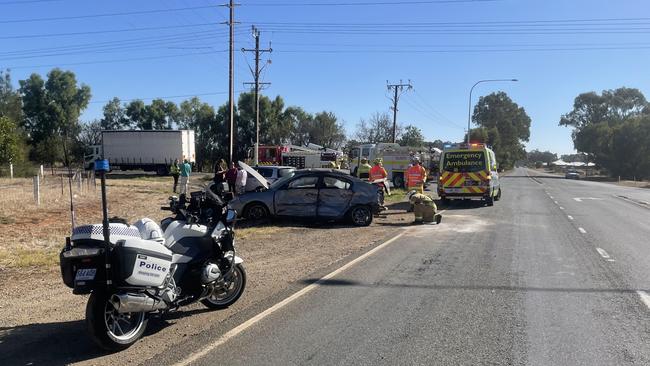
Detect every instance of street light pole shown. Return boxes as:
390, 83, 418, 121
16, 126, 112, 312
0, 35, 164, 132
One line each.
467, 78, 518, 144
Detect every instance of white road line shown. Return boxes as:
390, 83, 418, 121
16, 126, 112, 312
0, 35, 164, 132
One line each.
578, 227, 587, 234
567, 215, 574, 220
554, 201, 559, 205
559, 207, 565, 210
596, 247, 611, 259
549, 195, 554, 199
172, 230, 408, 366
636, 291, 650, 310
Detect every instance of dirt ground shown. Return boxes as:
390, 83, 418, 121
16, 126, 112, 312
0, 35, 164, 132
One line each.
0, 174, 420, 366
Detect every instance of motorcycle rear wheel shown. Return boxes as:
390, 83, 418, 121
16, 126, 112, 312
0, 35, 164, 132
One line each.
86, 291, 148, 351
202, 264, 247, 309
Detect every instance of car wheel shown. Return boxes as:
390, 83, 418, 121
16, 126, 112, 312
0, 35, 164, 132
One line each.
244, 202, 269, 220
349, 205, 372, 226
494, 188, 502, 201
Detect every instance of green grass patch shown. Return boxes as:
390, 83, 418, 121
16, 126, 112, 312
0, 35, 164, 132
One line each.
0, 215, 15, 225
0, 248, 60, 268
385, 188, 408, 203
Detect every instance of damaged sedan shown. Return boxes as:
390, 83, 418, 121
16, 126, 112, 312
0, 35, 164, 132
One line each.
229, 165, 380, 226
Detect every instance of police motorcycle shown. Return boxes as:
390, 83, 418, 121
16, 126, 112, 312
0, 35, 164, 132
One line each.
59, 161, 246, 351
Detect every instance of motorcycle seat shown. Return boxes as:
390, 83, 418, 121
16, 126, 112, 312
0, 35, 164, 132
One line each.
132, 218, 165, 244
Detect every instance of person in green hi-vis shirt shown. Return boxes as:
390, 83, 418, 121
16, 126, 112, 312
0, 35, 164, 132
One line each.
170, 159, 180, 193
179, 159, 192, 195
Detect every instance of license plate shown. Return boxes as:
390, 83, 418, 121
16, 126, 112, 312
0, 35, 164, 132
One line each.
445, 188, 462, 193
464, 180, 479, 186
75, 268, 97, 281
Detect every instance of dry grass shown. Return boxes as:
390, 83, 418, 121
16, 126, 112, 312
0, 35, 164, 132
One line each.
0, 174, 208, 269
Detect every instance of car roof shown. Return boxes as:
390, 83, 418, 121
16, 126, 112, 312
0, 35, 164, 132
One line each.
295, 168, 349, 175
254, 165, 295, 169
293, 169, 364, 181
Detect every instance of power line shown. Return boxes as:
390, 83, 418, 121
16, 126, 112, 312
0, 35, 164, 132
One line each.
247, 17, 650, 26
0, 5, 220, 24
89, 90, 250, 105
0, 22, 222, 40
4, 50, 225, 70
401, 98, 462, 130
0, 0, 60, 4
273, 45, 650, 53
244, 0, 498, 6
0, 31, 227, 59
409, 91, 465, 129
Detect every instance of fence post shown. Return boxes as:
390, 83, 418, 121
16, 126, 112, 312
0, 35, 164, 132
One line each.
77, 172, 82, 193
9, 163, 13, 179
33, 175, 40, 205
60, 174, 64, 196
40, 165, 44, 178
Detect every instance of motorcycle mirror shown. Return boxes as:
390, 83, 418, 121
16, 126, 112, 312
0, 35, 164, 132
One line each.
226, 209, 237, 224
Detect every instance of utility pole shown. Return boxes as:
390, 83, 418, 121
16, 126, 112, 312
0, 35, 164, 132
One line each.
242, 26, 272, 165
387, 80, 413, 143
223, 0, 239, 165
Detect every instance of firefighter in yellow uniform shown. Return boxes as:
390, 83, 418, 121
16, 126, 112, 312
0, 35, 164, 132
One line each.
408, 190, 442, 224
406, 157, 427, 194
356, 158, 372, 180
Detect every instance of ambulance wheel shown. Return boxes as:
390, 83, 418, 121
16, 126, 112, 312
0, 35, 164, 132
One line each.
440, 196, 450, 205
485, 196, 494, 206
494, 188, 502, 201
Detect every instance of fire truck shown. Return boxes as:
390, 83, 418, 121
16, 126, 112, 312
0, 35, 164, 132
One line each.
254, 144, 344, 169
348, 143, 440, 188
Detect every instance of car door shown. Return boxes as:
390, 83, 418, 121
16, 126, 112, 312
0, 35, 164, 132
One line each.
317, 175, 354, 218
273, 175, 320, 217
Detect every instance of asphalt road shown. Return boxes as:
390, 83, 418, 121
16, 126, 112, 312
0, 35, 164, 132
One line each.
166, 168, 650, 365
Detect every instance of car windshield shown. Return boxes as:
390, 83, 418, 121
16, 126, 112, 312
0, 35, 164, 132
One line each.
278, 168, 296, 177
269, 170, 296, 188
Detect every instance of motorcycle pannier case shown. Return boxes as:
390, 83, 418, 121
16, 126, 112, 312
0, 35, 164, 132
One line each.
114, 238, 174, 287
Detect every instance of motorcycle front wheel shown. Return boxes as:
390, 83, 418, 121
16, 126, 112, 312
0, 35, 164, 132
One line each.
202, 264, 247, 309
86, 291, 148, 351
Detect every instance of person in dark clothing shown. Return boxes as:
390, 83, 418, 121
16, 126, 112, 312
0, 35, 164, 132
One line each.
225, 162, 238, 192
213, 159, 228, 184
170, 159, 180, 193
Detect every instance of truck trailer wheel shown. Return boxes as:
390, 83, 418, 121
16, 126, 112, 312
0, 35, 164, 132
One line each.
392, 174, 404, 189
156, 166, 168, 176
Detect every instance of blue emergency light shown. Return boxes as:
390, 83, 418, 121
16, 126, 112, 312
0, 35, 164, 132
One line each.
94, 159, 110, 172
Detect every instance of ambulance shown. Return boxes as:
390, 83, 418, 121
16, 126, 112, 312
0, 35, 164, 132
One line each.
438, 143, 501, 206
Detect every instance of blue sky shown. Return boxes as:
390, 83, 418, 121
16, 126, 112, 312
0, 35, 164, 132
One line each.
1, 0, 649, 155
